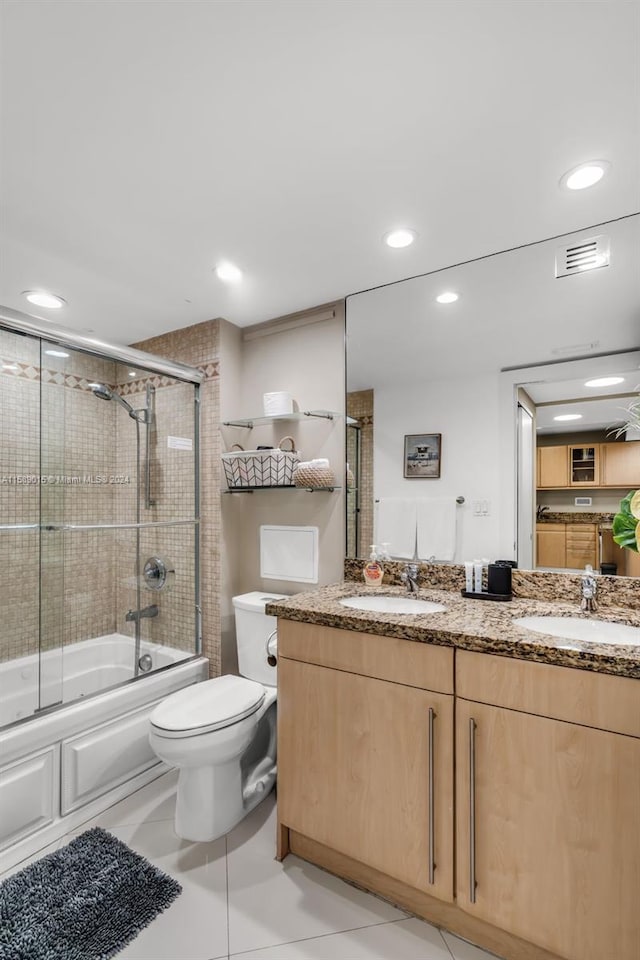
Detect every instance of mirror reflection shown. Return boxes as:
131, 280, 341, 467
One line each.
345, 214, 639, 577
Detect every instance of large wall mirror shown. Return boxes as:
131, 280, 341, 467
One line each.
345, 213, 639, 578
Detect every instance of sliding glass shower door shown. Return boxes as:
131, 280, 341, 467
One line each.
0, 321, 200, 728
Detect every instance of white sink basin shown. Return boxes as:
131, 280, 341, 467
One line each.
340, 596, 447, 615
514, 616, 640, 646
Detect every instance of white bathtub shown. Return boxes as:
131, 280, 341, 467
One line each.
0, 637, 208, 871
1, 633, 191, 727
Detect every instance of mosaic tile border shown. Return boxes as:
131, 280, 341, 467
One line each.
1, 357, 220, 396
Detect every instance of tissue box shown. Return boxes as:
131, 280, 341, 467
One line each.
263, 391, 293, 416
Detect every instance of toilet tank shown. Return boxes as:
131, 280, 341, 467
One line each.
232, 592, 289, 687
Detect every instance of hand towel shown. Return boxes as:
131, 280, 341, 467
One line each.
376, 498, 417, 559
416, 499, 457, 561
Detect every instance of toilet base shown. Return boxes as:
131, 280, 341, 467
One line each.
175, 758, 276, 841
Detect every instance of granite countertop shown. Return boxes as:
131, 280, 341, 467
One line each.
266, 582, 640, 680
537, 511, 615, 526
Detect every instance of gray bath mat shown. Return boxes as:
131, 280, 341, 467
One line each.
0, 826, 181, 959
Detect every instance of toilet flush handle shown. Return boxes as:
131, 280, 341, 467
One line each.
265, 629, 278, 667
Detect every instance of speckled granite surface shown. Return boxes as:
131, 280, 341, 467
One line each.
343, 558, 640, 611
267, 581, 640, 679
537, 511, 615, 525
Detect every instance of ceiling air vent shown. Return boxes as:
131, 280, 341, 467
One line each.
555, 234, 610, 278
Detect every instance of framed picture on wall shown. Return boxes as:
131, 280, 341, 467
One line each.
403, 433, 441, 479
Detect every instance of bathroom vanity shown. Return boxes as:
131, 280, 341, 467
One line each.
269, 576, 640, 960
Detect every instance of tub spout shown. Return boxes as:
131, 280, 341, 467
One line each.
125, 604, 159, 623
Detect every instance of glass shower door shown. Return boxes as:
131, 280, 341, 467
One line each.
0, 329, 44, 725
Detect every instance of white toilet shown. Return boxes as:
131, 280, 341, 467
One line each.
149, 592, 287, 842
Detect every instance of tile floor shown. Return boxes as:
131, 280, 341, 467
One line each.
2, 771, 500, 960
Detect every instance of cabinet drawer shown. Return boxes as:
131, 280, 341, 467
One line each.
566, 524, 597, 539
456, 651, 640, 737
277, 619, 454, 694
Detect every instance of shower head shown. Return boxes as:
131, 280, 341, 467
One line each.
90, 383, 114, 401
90, 383, 137, 418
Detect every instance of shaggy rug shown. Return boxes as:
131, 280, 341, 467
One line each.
0, 827, 182, 959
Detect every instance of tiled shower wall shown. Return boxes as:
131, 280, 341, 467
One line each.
1, 330, 41, 663
132, 319, 221, 677
0, 327, 200, 667
114, 370, 198, 655
0, 330, 118, 663
347, 389, 374, 558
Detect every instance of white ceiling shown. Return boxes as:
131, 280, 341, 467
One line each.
1, 1, 639, 344
346, 215, 640, 388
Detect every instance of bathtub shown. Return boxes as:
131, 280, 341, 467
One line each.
1, 633, 192, 727
0, 637, 208, 871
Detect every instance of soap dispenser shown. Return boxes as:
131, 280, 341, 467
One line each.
363, 545, 384, 587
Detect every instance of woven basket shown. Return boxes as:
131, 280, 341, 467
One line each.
293, 464, 336, 488
222, 436, 299, 488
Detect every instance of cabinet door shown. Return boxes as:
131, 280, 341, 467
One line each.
600, 441, 640, 487
536, 524, 566, 567
278, 657, 454, 902
568, 445, 599, 486
456, 699, 640, 960
537, 446, 568, 488
565, 523, 598, 570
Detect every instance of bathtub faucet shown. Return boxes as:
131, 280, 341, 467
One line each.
125, 604, 159, 623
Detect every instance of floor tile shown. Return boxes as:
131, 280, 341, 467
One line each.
442, 931, 504, 960
227, 794, 408, 955
230, 917, 452, 959
90, 820, 229, 960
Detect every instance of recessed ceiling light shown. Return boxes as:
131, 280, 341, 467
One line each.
128, 371, 137, 377
584, 376, 625, 388
214, 261, 243, 283
560, 161, 610, 191
2, 363, 18, 371
44, 349, 69, 359
553, 413, 583, 422
384, 229, 417, 249
23, 291, 66, 309
436, 292, 459, 304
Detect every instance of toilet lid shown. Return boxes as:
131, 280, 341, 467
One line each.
150, 675, 265, 738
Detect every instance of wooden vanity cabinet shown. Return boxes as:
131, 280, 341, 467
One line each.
456, 652, 640, 960
277, 620, 454, 904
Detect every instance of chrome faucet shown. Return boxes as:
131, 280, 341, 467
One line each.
580, 567, 598, 613
125, 604, 159, 623
400, 563, 420, 594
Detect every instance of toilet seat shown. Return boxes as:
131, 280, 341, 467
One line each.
150, 675, 265, 739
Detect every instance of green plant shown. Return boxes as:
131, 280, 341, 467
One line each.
612, 391, 640, 553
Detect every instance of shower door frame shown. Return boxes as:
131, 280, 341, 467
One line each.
0, 305, 204, 725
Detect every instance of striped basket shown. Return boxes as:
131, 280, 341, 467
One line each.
222, 436, 299, 488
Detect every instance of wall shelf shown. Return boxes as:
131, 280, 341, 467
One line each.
222, 410, 345, 428
223, 485, 341, 494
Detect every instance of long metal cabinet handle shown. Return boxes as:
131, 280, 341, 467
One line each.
469, 716, 477, 903
428, 706, 436, 884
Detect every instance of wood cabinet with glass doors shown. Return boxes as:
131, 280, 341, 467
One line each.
537, 440, 639, 489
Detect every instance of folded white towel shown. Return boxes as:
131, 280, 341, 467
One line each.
416, 499, 457, 562
376, 498, 417, 559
